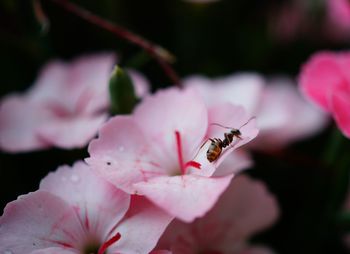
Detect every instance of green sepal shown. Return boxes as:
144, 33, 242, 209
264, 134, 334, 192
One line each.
109, 65, 138, 115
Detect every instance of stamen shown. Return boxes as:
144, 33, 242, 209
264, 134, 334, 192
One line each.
175, 131, 201, 175
184, 161, 201, 170
98, 232, 121, 254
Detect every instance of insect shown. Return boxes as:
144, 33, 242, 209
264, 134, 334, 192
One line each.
206, 117, 255, 162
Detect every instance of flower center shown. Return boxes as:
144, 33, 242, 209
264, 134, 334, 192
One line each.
98, 232, 121, 254
84, 232, 121, 254
174, 130, 201, 175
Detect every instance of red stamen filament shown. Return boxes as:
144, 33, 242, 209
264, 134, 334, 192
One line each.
98, 232, 121, 254
175, 131, 201, 175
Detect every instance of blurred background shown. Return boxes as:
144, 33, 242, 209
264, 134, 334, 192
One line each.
1, 0, 350, 253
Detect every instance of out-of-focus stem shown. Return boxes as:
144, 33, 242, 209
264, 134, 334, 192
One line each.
47, 0, 181, 87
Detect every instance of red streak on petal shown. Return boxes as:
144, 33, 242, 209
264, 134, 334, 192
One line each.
98, 232, 121, 254
184, 161, 201, 169
175, 131, 186, 174
84, 206, 90, 230
42, 238, 74, 248
175, 131, 202, 175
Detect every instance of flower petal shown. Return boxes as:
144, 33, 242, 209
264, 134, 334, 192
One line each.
156, 175, 279, 253
28, 61, 68, 103
205, 175, 279, 242
213, 151, 253, 177
0, 191, 85, 253
128, 69, 150, 98
134, 174, 234, 222
133, 88, 208, 164
87, 116, 166, 193
110, 196, 173, 254
253, 78, 329, 148
30, 248, 76, 254
36, 114, 108, 149
62, 53, 116, 114
184, 73, 264, 114
29, 53, 116, 115
0, 95, 53, 152
299, 51, 346, 112
330, 90, 350, 138
39, 161, 130, 240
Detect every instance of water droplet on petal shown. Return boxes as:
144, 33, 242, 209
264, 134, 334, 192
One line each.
70, 174, 80, 182
4, 250, 13, 254
118, 146, 125, 152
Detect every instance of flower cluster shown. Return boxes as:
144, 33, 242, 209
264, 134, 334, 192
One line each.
1, 51, 332, 253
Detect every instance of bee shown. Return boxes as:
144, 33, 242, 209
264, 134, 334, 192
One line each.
206, 117, 255, 162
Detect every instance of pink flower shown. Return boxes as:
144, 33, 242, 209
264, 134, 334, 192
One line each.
0, 53, 149, 152
0, 161, 172, 254
326, 0, 350, 32
299, 51, 350, 138
155, 175, 279, 254
184, 73, 328, 149
86, 88, 258, 222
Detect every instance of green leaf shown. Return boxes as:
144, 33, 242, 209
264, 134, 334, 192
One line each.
109, 65, 138, 115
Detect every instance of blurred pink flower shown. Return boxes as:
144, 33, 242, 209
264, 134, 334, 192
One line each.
325, 0, 350, 39
86, 88, 258, 222
0, 161, 172, 254
155, 175, 279, 254
0, 53, 149, 152
184, 73, 328, 149
299, 51, 350, 138
269, 2, 304, 42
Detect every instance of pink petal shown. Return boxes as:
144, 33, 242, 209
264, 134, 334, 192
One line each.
330, 91, 350, 138
69, 53, 116, 114
0, 191, 85, 253
109, 196, 173, 254
157, 175, 279, 253
0, 95, 53, 152
39, 161, 130, 240
133, 88, 208, 164
299, 51, 346, 112
254, 78, 329, 148
327, 0, 350, 30
184, 73, 264, 114
87, 116, 166, 193
31, 53, 115, 115
134, 174, 234, 222
338, 51, 350, 84
36, 114, 108, 149
28, 61, 69, 103
30, 248, 76, 254
128, 69, 150, 98
213, 151, 253, 177
204, 175, 279, 242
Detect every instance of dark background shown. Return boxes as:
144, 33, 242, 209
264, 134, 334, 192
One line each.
0, 0, 349, 253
